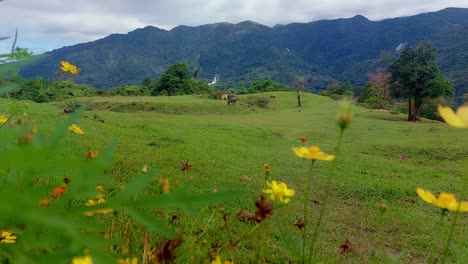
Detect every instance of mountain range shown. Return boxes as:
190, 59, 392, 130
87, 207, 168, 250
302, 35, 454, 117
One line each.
10, 8, 468, 99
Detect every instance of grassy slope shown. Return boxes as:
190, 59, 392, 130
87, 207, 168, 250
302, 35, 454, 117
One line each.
2, 92, 466, 263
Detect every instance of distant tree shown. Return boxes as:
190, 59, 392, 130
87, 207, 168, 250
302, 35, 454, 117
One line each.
359, 68, 392, 108
188, 79, 212, 94
388, 42, 454, 121
250, 79, 288, 93
321, 80, 354, 99
153, 63, 190, 96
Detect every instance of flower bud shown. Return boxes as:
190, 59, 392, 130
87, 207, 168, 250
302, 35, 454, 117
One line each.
337, 101, 353, 130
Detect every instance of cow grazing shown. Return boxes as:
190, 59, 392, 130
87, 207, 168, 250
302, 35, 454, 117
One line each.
227, 95, 237, 105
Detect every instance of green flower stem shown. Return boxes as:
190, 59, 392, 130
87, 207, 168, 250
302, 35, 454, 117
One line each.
301, 159, 315, 264
441, 210, 459, 263
308, 129, 345, 262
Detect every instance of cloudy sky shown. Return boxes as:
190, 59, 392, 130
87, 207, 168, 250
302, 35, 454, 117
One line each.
1, 0, 467, 54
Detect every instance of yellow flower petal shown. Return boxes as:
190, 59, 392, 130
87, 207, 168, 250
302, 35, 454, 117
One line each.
459, 201, 468, 212
292, 147, 310, 158
69, 124, 84, 135
72, 255, 93, 264
437, 105, 468, 128
456, 105, 468, 126
0, 115, 7, 124
416, 188, 436, 204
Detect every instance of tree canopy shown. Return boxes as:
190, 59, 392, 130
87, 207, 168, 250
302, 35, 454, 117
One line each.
388, 43, 454, 121
150, 63, 211, 96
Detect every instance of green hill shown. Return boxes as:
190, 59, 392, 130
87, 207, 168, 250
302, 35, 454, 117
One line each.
1, 92, 466, 262
4, 8, 468, 99
0, 54, 45, 75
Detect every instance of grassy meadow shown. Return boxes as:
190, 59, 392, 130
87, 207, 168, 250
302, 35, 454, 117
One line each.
0, 91, 466, 263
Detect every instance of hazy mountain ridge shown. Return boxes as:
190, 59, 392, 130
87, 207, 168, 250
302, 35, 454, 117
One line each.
16, 8, 468, 97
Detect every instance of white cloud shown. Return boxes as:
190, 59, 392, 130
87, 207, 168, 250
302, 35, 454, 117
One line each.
1, 0, 467, 54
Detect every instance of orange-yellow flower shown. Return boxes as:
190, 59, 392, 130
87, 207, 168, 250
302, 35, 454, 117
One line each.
69, 124, 84, 135
96, 184, 104, 192
72, 255, 93, 264
0, 230, 16, 244
437, 105, 468, 128
60, 60, 80, 75
263, 180, 295, 204
53, 185, 66, 197
87, 150, 98, 159
263, 163, 271, 172
300, 135, 308, 143
212, 255, 233, 264
292, 146, 335, 161
416, 188, 468, 212
0, 115, 7, 124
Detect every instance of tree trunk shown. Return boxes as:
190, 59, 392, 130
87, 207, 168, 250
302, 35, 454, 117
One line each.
407, 99, 414, 121
412, 100, 422, 122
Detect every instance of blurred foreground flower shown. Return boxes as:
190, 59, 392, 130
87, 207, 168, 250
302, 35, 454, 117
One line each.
212, 255, 233, 264
118, 257, 138, 264
337, 101, 353, 130
437, 105, 468, 128
72, 255, 93, 264
69, 124, 84, 135
0, 115, 7, 124
292, 146, 335, 161
60, 60, 80, 75
416, 188, 467, 212
160, 177, 170, 194
0, 230, 16, 244
263, 180, 295, 204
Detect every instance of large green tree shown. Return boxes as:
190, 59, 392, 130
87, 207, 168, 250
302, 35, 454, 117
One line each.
388, 43, 454, 121
153, 63, 191, 96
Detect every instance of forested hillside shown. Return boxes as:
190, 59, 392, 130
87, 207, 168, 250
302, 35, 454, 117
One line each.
7, 8, 467, 99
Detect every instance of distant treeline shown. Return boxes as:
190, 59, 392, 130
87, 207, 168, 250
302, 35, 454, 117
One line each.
0, 63, 290, 102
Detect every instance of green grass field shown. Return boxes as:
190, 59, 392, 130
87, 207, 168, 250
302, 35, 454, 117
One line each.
1, 92, 466, 263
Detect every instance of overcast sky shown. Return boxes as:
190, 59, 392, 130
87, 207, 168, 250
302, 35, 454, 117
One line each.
1, 0, 467, 54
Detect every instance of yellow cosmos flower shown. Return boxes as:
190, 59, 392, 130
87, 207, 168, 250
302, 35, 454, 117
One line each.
212, 255, 233, 264
263, 180, 295, 204
0, 230, 17, 244
416, 188, 468, 212
292, 146, 335, 161
0, 115, 7, 124
69, 124, 84, 135
84, 197, 113, 216
438, 105, 468, 128
118, 257, 138, 264
60, 60, 80, 75
72, 255, 93, 264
